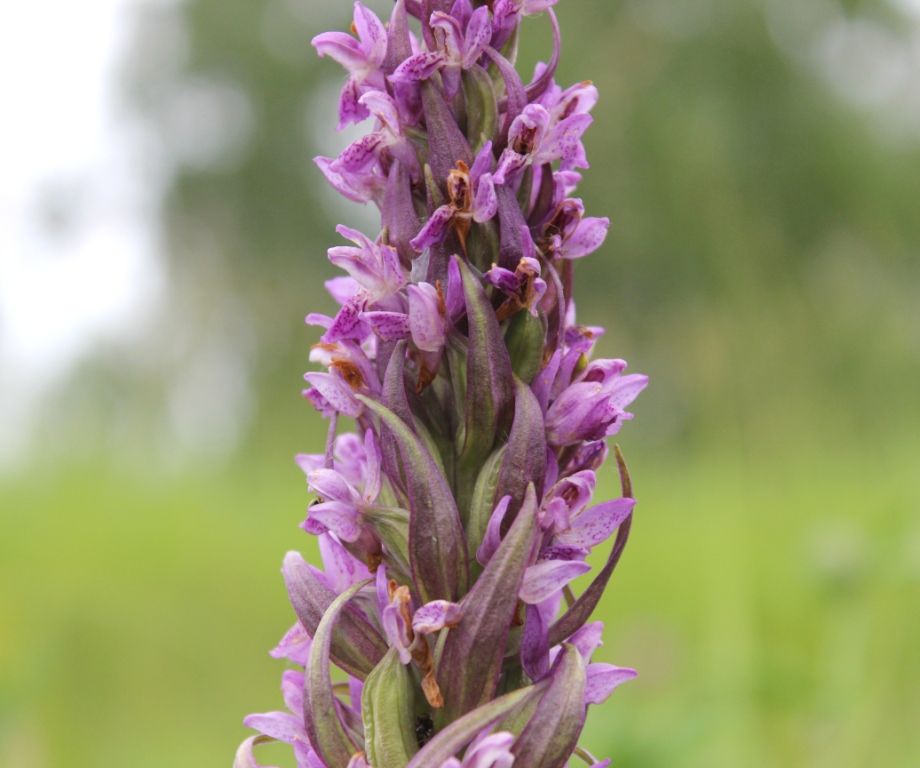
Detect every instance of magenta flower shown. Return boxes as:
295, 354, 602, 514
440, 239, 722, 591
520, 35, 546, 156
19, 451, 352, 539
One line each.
311, 2, 388, 129
318, 91, 421, 188
327, 226, 406, 304
483, 227, 547, 319
493, 104, 593, 185
390, 4, 492, 100
410, 142, 497, 253
301, 430, 383, 544
238, 2, 649, 766
545, 359, 649, 446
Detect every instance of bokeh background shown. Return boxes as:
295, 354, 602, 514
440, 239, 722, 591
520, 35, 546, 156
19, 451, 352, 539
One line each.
2, 0, 919, 765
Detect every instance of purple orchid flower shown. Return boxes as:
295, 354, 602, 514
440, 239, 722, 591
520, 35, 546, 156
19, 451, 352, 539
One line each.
484, 226, 547, 320
541, 197, 610, 260
551, 621, 638, 706
314, 156, 387, 205
301, 429, 383, 543
410, 142, 497, 253
318, 91, 421, 189
491, 0, 559, 49
541, 470, 636, 550
240, 2, 650, 765
312, 2, 388, 129
242, 669, 324, 767
296, 432, 369, 490
390, 3, 492, 100
327, 226, 407, 304
545, 359, 649, 446
493, 103, 593, 185
360, 280, 448, 351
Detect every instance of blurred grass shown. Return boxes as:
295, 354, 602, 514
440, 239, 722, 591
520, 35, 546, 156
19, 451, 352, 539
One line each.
2, 434, 918, 767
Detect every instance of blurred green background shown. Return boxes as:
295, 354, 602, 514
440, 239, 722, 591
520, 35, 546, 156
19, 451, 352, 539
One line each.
2, 0, 919, 766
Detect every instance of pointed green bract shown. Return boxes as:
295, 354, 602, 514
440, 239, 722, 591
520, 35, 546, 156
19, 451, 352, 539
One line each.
466, 443, 506, 574
420, 81, 473, 196
511, 644, 587, 768
462, 65, 499, 152
504, 309, 546, 385
435, 484, 538, 729
305, 581, 371, 768
358, 396, 468, 604
283, 553, 387, 679
362, 647, 420, 768
407, 682, 549, 768
495, 377, 547, 522
454, 258, 514, 517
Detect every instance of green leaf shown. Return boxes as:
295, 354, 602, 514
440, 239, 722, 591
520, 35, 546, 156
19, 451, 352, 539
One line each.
462, 65, 499, 152
434, 484, 539, 729
504, 309, 547, 385
304, 581, 372, 768
511, 644, 587, 768
362, 647, 420, 768
357, 395, 468, 603
407, 681, 548, 768
466, 443, 506, 578
454, 258, 514, 518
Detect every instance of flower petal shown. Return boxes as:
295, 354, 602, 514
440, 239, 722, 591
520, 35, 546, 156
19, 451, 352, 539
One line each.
410, 204, 454, 251
559, 497, 636, 549
303, 500, 362, 542
318, 532, 371, 592
332, 132, 388, 174
471, 173, 497, 222
519, 559, 591, 604
607, 373, 649, 410
270, 621, 313, 667
462, 731, 516, 768
312, 32, 367, 72
407, 282, 447, 352
412, 600, 463, 634
390, 51, 446, 83
243, 711, 306, 745
584, 663, 637, 705
353, 2, 388, 67
475, 494, 511, 566
306, 468, 361, 504
281, 669, 306, 718
361, 310, 411, 340
563, 216, 609, 259
565, 620, 604, 663
462, 6, 493, 68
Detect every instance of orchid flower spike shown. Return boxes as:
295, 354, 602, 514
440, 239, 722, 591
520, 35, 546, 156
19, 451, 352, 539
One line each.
238, 1, 648, 766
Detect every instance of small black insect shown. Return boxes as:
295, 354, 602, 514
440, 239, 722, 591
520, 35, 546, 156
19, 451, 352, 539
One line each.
415, 714, 434, 748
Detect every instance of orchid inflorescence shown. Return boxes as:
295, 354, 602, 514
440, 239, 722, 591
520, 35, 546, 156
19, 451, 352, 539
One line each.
235, 1, 648, 766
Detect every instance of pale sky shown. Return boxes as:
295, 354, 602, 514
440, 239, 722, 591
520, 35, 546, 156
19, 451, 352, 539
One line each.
0, 0, 166, 465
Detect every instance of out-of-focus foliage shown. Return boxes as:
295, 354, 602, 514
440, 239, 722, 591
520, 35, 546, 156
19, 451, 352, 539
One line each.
2, 0, 920, 766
